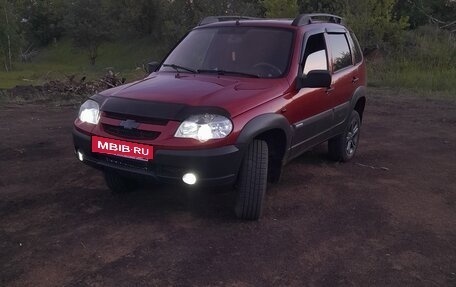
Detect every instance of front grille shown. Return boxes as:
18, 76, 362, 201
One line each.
157, 165, 186, 177
102, 124, 160, 140
103, 155, 149, 170
103, 111, 169, 126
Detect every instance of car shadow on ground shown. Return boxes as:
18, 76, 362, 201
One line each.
55, 146, 333, 225
64, 144, 338, 223
58, 179, 237, 224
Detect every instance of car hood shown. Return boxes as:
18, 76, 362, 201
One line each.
99, 72, 289, 117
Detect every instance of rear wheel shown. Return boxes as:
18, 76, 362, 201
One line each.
235, 140, 268, 220
328, 110, 361, 162
104, 171, 138, 194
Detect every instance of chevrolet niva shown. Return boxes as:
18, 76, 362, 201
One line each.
73, 14, 366, 220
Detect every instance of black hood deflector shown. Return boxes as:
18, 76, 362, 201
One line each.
91, 95, 231, 121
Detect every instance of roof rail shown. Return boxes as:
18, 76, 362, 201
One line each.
292, 13, 344, 26
199, 16, 259, 26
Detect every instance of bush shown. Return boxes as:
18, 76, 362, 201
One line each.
368, 25, 456, 92
65, 0, 112, 65
401, 25, 456, 68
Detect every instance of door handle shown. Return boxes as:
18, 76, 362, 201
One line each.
352, 77, 359, 83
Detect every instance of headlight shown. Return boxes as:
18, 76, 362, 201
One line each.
78, 99, 100, 124
175, 114, 233, 142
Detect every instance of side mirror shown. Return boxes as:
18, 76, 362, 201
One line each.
302, 70, 332, 88
147, 61, 159, 74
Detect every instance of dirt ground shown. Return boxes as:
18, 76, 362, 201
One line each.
1, 88, 455, 287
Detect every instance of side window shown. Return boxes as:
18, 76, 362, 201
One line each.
302, 33, 328, 75
348, 31, 363, 64
327, 33, 353, 72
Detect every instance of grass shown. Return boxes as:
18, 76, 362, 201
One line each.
368, 60, 456, 95
368, 25, 456, 95
0, 38, 168, 89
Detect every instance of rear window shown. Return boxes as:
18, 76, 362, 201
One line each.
327, 34, 353, 72
348, 31, 363, 64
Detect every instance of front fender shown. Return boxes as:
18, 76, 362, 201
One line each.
236, 113, 293, 151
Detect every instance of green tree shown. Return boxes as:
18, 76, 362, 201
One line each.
160, 0, 264, 46
160, 0, 195, 45
0, 0, 22, 71
394, 0, 456, 29
65, 0, 111, 65
16, 0, 65, 47
344, 0, 409, 53
106, 0, 162, 37
298, 0, 409, 53
191, 0, 263, 17
262, 0, 298, 18
299, 0, 344, 14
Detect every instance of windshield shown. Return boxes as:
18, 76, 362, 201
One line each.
160, 27, 294, 78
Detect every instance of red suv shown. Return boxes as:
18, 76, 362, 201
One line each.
73, 14, 366, 220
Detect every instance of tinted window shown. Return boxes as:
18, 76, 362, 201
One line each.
327, 34, 352, 72
161, 27, 294, 78
348, 31, 363, 64
302, 33, 328, 75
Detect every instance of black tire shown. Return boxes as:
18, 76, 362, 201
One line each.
235, 140, 268, 220
104, 171, 138, 194
328, 110, 361, 162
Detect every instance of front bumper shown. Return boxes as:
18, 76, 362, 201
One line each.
73, 128, 244, 186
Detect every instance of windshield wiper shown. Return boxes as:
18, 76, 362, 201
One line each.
162, 63, 197, 74
197, 69, 259, 78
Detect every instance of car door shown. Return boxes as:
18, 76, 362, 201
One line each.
288, 31, 334, 157
325, 31, 358, 130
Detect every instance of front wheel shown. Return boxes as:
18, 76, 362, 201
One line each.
235, 140, 268, 220
328, 110, 361, 162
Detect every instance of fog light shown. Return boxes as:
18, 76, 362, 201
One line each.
77, 151, 84, 162
182, 173, 197, 185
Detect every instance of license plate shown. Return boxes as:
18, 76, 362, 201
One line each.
92, 136, 154, 160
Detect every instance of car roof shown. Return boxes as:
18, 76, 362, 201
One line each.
194, 19, 346, 33
198, 19, 294, 28
194, 14, 347, 32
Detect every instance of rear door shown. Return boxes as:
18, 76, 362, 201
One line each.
325, 31, 358, 128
